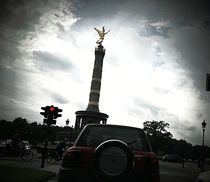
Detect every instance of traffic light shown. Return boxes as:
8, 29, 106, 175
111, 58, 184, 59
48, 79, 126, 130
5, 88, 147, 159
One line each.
40, 105, 62, 126
43, 117, 56, 125
48, 105, 55, 120
43, 118, 48, 124
40, 106, 50, 118
54, 107, 63, 119
47, 105, 57, 125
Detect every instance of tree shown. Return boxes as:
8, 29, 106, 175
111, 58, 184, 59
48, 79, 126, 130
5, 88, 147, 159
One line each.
143, 120, 172, 154
0, 119, 13, 140
143, 120, 172, 138
12, 117, 28, 138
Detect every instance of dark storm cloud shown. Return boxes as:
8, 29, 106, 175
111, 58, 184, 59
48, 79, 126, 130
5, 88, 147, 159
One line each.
72, 0, 210, 22
0, 0, 46, 69
0, 95, 16, 119
0, 66, 17, 98
172, 28, 210, 98
138, 25, 170, 38
0, 0, 42, 29
172, 121, 197, 133
0, 0, 70, 66
33, 51, 74, 71
0, 0, 72, 121
172, 121, 200, 144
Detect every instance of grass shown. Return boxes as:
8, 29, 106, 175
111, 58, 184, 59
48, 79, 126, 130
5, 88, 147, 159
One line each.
0, 165, 55, 182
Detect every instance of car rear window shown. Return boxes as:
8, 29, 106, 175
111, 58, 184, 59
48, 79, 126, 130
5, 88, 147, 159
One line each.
75, 125, 151, 151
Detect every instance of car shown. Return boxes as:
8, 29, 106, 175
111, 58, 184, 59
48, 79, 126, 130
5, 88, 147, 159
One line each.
0, 139, 31, 150
196, 170, 210, 182
58, 124, 160, 182
0, 139, 12, 148
162, 154, 184, 163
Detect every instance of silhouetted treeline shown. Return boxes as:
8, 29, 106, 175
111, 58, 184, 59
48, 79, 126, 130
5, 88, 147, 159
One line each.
143, 120, 210, 160
0, 118, 209, 160
0, 117, 72, 145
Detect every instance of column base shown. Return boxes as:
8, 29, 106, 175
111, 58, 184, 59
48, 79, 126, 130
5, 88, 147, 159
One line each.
74, 110, 109, 136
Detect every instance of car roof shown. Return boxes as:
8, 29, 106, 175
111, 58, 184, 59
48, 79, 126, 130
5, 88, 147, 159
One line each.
84, 124, 144, 131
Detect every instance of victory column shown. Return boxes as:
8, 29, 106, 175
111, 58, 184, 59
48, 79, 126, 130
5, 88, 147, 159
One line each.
74, 26, 109, 134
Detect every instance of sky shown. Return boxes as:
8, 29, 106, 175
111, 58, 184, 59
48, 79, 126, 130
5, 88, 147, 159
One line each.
0, 0, 210, 146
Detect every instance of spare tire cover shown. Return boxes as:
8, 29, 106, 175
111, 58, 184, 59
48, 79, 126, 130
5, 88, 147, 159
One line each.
93, 139, 134, 182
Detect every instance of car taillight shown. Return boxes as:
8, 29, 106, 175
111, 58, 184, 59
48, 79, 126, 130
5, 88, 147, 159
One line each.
134, 152, 159, 171
149, 155, 159, 170
62, 149, 82, 167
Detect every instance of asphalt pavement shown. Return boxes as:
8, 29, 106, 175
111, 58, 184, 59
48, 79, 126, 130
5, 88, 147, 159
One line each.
1, 152, 210, 182
160, 161, 210, 182
0, 149, 60, 182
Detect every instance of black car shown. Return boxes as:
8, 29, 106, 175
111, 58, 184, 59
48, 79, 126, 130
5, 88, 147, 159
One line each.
162, 154, 184, 163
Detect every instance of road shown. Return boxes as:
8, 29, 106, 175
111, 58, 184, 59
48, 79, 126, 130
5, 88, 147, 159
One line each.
160, 161, 201, 182
1, 152, 209, 182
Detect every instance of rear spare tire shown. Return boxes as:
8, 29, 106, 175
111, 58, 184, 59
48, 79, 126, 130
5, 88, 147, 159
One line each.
93, 139, 134, 182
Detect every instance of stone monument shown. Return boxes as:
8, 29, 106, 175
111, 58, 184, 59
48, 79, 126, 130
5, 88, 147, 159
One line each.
74, 26, 109, 134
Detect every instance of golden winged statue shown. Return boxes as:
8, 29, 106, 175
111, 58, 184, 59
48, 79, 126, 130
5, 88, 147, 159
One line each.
94, 26, 110, 45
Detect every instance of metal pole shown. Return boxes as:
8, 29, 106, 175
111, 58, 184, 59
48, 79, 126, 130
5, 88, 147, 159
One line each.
201, 128, 205, 172
41, 125, 50, 168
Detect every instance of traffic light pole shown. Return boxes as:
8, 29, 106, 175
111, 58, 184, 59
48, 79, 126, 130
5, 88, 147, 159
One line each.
40, 105, 62, 168
41, 125, 50, 168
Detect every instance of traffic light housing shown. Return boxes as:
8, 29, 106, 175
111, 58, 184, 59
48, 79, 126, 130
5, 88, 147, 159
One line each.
43, 118, 56, 125
54, 107, 63, 119
40, 105, 62, 126
40, 106, 50, 118
48, 105, 55, 120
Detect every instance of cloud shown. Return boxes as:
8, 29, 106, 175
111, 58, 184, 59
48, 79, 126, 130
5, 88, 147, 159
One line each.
0, 66, 17, 98
33, 50, 74, 71
46, 90, 70, 104
133, 97, 163, 116
171, 25, 210, 96
139, 24, 170, 38
0, 0, 210, 146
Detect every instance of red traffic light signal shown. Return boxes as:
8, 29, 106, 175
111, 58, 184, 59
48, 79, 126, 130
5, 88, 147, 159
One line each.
49, 106, 55, 112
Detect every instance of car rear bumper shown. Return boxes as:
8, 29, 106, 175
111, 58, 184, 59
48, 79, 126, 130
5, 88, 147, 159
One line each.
58, 166, 160, 182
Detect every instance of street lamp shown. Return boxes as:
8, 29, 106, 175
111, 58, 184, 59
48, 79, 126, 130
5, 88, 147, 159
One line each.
66, 119, 70, 126
201, 120, 207, 172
